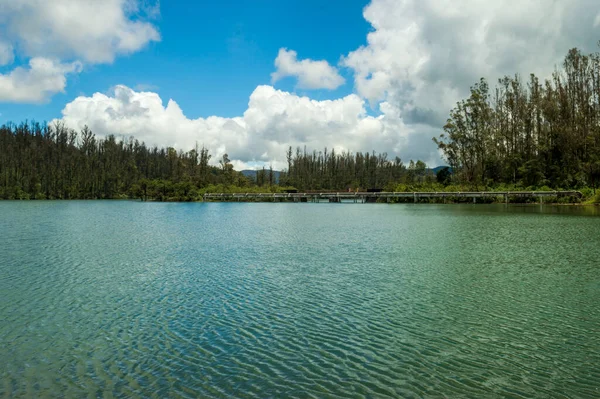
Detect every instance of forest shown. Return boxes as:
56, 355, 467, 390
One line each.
277, 146, 429, 191
434, 47, 600, 194
0, 120, 432, 200
0, 121, 252, 201
2, 47, 600, 201
0, 120, 429, 200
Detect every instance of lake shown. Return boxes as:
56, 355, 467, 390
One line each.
1, 201, 599, 398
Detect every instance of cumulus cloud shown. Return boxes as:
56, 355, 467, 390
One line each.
0, 0, 160, 64
342, 0, 600, 128
271, 48, 345, 90
0, 0, 159, 102
57, 85, 438, 170
0, 58, 82, 103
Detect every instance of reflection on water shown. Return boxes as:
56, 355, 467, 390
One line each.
1, 202, 599, 398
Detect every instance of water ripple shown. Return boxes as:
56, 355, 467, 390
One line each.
1, 202, 600, 398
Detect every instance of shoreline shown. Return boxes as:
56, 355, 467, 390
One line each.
2, 190, 598, 205
2, 198, 596, 205
202, 190, 587, 205
0, 198, 596, 204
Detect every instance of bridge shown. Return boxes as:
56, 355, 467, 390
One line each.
203, 191, 583, 203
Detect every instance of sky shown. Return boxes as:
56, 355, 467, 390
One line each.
1, 0, 600, 170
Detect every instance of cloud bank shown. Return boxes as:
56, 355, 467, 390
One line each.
0, 0, 159, 102
343, 0, 600, 127
58, 85, 437, 170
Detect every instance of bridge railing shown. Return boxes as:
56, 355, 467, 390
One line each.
203, 190, 582, 200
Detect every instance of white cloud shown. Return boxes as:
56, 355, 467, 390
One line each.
57, 85, 439, 170
0, 41, 14, 66
271, 48, 345, 90
0, 58, 82, 103
342, 0, 600, 127
0, 0, 159, 103
0, 0, 160, 64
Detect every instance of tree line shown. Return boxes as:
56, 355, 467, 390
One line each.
0, 121, 435, 200
435, 46, 600, 191
0, 121, 251, 200
278, 146, 432, 190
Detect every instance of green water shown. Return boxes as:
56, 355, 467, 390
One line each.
1, 202, 599, 398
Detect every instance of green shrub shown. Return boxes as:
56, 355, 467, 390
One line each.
580, 187, 594, 199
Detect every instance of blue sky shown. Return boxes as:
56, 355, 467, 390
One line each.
1, 0, 599, 169
0, 0, 371, 124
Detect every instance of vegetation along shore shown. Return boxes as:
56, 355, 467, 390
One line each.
2, 47, 600, 204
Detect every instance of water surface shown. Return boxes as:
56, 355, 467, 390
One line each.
1, 202, 599, 398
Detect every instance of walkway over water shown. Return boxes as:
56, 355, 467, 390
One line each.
203, 191, 583, 203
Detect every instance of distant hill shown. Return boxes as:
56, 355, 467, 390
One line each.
240, 169, 281, 183
431, 166, 452, 175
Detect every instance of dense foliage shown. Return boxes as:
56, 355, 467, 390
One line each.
278, 146, 430, 191
435, 47, 600, 191
0, 122, 435, 200
0, 121, 252, 200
